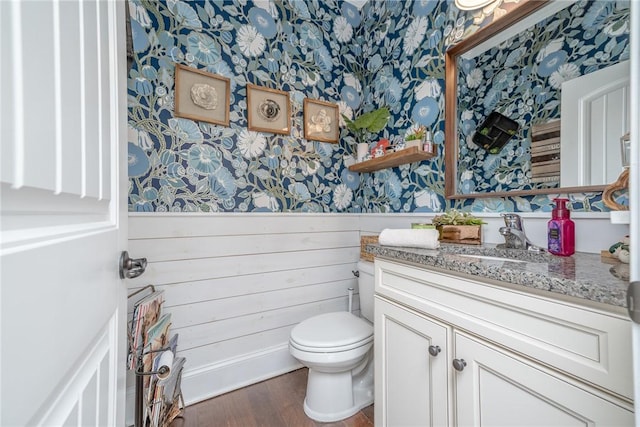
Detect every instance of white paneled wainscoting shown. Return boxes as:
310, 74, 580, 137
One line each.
126, 211, 627, 417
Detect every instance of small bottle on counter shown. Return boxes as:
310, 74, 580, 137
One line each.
547, 198, 575, 256
422, 129, 433, 153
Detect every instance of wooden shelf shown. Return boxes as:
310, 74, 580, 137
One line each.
348, 146, 437, 173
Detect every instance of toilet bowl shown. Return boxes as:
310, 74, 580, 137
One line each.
289, 260, 375, 422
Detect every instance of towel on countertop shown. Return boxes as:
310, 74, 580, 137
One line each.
378, 228, 440, 249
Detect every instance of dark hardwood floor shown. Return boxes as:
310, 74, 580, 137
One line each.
170, 369, 374, 427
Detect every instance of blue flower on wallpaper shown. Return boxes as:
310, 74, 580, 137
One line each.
412, 97, 439, 127
169, 118, 203, 144
342, 2, 361, 27
187, 145, 222, 175
128, 143, 150, 177
187, 32, 220, 64
299, 22, 323, 49
341, 86, 360, 109
209, 167, 237, 200
413, 0, 438, 17
171, 1, 202, 29
134, 77, 153, 96
249, 7, 277, 38
537, 50, 568, 77
314, 46, 333, 72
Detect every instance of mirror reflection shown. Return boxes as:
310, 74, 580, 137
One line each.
446, 1, 630, 199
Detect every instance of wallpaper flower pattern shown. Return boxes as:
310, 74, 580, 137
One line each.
457, 1, 630, 195
128, 0, 625, 214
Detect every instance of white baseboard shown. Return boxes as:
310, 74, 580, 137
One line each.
180, 343, 303, 406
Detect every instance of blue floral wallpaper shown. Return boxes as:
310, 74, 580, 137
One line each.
457, 1, 630, 195
128, 0, 626, 214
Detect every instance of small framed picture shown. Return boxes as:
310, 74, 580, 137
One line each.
303, 98, 339, 143
174, 63, 230, 126
246, 84, 291, 135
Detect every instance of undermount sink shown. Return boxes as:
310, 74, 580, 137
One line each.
438, 244, 553, 264
456, 254, 528, 263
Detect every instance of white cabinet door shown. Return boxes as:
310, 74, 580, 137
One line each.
454, 331, 634, 427
375, 297, 451, 427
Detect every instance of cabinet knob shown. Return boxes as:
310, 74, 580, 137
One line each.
428, 345, 441, 357
452, 358, 467, 372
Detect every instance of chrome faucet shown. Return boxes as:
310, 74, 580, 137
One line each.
498, 213, 545, 252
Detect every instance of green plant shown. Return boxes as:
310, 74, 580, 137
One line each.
431, 209, 485, 226
405, 125, 427, 141
342, 107, 390, 149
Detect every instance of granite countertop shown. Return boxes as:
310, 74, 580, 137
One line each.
367, 243, 630, 309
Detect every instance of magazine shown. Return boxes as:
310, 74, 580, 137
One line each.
128, 290, 164, 370
142, 313, 172, 387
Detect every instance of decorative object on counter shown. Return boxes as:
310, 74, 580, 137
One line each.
360, 235, 379, 262
303, 98, 339, 143
472, 111, 519, 154
603, 132, 631, 211
174, 64, 230, 126
246, 83, 291, 135
431, 209, 484, 245
371, 139, 390, 158
411, 223, 436, 229
608, 236, 630, 264
422, 128, 434, 154
356, 142, 369, 162
530, 121, 560, 184
379, 228, 440, 249
404, 125, 427, 149
547, 198, 575, 256
342, 107, 390, 155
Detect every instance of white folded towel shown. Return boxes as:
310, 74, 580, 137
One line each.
378, 228, 440, 249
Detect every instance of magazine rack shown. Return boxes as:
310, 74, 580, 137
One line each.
128, 285, 185, 427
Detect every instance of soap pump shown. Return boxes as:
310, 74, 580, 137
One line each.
547, 198, 575, 256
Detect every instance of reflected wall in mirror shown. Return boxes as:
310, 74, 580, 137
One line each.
445, 0, 630, 199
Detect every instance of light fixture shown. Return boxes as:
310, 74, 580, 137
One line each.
455, 0, 498, 11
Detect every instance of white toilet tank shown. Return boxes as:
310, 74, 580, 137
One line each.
357, 261, 375, 322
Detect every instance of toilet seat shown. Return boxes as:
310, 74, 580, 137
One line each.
290, 312, 373, 353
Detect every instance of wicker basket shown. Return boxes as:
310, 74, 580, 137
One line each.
360, 235, 379, 262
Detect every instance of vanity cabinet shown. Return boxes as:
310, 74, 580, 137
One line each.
374, 259, 634, 427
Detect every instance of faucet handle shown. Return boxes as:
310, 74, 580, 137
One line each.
501, 213, 523, 230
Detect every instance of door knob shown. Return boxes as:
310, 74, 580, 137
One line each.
428, 345, 441, 357
119, 251, 147, 279
452, 358, 467, 372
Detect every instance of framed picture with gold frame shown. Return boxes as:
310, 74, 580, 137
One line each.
246, 84, 291, 135
174, 63, 230, 126
303, 98, 339, 143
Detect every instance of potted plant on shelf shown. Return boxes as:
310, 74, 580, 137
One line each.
431, 209, 484, 245
342, 107, 390, 162
404, 125, 427, 149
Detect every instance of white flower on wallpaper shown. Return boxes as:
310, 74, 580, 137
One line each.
237, 129, 267, 159
548, 63, 580, 89
237, 25, 266, 57
414, 189, 442, 212
333, 184, 353, 211
403, 16, 428, 56
253, 191, 280, 211
465, 68, 483, 88
334, 16, 353, 43
414, 78, 441, 100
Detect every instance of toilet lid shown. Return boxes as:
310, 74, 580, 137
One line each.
290, 312, 373, 351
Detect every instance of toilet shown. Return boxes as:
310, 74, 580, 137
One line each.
289, 260, 375, 422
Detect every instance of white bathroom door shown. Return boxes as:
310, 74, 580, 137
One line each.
1, 1, 128, 426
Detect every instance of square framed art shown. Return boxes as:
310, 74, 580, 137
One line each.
246, 84, 291, 135
303, 98, 339, 143
174, 63, 230, 126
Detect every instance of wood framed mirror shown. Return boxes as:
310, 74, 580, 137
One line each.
444, 0, 629, 200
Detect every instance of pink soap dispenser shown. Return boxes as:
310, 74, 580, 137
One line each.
547, 198, 575, 256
